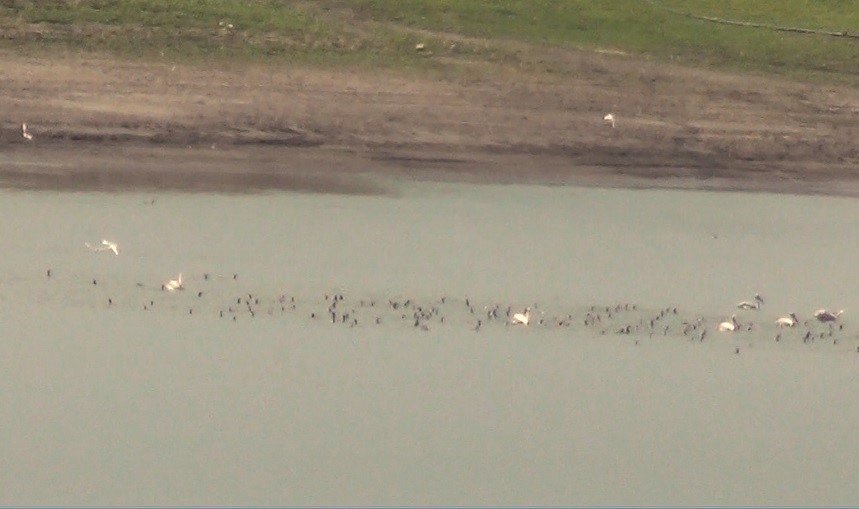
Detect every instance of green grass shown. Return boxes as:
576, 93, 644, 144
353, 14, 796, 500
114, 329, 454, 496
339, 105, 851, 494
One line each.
1, 0, 856, 84
663, 0, 858, 31
338, 0, 859, 82
0, 0, 426, 69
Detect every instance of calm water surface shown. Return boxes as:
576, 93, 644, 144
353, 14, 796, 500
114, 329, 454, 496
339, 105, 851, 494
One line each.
0, 182, 857, 505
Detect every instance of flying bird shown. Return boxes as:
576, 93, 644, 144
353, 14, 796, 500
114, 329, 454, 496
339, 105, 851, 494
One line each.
22, 123, 33, 141
85, 239, 119, 255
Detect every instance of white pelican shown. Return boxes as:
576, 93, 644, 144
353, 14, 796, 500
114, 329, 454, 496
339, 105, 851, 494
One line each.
164, 273, 184, 292
718, 315, 740, 332
603, 113, 616, 128
85, 239, 119, 255
775, 313, 799, 328
22, 123, 33, 141
511, 307, 531, 326
737, 294, 764, 310
813, 309, 843, 322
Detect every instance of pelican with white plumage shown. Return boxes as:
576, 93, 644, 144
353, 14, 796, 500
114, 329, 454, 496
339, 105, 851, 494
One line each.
85, 239, 119, 255
775, 313, 799, 328
813, 309, 843, 322
718, 314, 740, 332
511, 307, 531, 326
163, 273, 184, 292
736, 294, 764, 310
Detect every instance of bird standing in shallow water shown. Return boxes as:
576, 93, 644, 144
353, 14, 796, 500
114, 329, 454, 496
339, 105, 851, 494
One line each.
775, 313, 799, 327
737, 294, 764, 310
718, 315, 740, 332
164, 273, 184, 292
814, 309, 843, 322
511, 308, 531, 326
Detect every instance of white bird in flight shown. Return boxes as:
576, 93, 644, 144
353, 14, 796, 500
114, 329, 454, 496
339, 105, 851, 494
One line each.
22, 123, 33, 141
813, 309, 843, 322
603, 113, 616, 128
511, 307, 531, 326
85, 239, 119, 255
775, 313, 799, 327
164, 273, 184, 292
718, 315, 740, 332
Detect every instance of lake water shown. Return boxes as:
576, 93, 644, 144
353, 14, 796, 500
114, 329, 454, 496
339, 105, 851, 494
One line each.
0, 180, 857, 505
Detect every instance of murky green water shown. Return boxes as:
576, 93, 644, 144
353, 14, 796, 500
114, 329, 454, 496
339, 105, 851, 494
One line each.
1, 182, 857, 505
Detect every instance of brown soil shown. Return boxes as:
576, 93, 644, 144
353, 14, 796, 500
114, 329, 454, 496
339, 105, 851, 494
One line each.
0, 49, 857, 195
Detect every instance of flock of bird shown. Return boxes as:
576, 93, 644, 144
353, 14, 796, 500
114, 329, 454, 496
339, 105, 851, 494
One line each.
716, 293, 845, 336
17, 117, 851, 355
40, 239, 853, 352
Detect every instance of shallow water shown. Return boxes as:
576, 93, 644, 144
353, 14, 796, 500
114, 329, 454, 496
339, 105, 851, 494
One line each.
1, 182, 857, 505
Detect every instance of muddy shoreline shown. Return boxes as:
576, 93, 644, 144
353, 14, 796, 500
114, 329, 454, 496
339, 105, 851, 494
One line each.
1, 50, 856, 195
2, 141, 858, 197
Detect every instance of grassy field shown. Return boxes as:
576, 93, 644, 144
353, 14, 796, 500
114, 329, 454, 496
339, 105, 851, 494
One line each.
0, 0, 856, 84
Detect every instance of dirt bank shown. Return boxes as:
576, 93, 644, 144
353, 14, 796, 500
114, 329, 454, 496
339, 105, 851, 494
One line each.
1, 50, 856, 194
